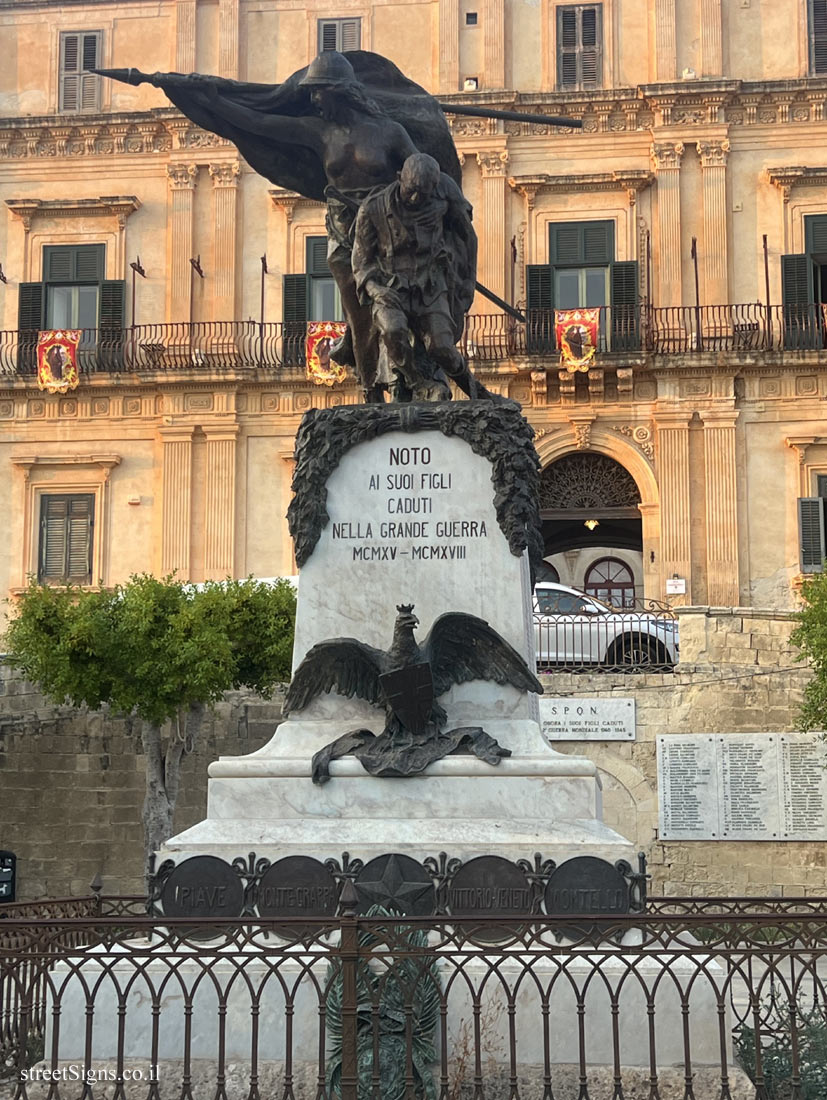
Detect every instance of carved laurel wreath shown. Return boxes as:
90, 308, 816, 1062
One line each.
286, 402, 544, 583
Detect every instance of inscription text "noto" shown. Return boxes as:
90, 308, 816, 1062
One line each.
389, 446, 431, 465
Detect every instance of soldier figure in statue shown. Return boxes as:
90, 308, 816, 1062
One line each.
96, 51, 576, 403
352, 153, 485, 402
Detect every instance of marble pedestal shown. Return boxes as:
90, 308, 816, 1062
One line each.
162, 407, 631, 870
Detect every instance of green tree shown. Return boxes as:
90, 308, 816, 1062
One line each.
790, 570, 827, 732
4, 575, 296, 882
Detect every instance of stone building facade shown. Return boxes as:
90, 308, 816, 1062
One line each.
0, 1, 827, 607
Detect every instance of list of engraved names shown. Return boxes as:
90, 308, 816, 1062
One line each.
657, 734, 827, 840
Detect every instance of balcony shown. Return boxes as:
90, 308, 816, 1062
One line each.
1, 304, 825, 379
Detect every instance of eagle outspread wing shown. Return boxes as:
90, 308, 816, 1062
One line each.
284, 639, 387, 715
423, 613, 543, 699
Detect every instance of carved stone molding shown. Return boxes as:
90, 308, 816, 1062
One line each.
766, 166, 827, 204
208, 161, 241, 187
569, 415, 596, 451
6, 195, 140, 234
697, 139, 731, 167
269, 187, 323, 223
613, 424, 655, 462
476, 150, 509, 177
785, 436, 823, 465
650, 142, 685, 171
167, 163, 198, 190
508, 171, 653, 206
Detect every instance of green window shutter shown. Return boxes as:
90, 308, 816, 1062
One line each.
583, 222, 613, 264
799, 498, 826, 573
283, 274, 308, 322
610, 260, 639, 349
17, 282, 43, 374
44, 244, 104, 283
805, 214, 827, 256
306, 237, 329, 276
283, 273, 308, 365
39, 494, 94, 584
100, 281, 125, 330
526, 264, 554, 353
550, 221, 614, 266
781, 253, 817, 349
782, 253, 812, 305
811, 0, 827, 74
18, 282, 44, 330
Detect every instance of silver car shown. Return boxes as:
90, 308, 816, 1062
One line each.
533, 582, 679, 669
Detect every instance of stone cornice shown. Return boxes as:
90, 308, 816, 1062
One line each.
6, 195, 140, 230
508, 170, 654, 207
0, 76, 826, 161
766, 166, 827, 203
268, 188, 324, 222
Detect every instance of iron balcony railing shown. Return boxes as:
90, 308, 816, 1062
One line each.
3, 901, 827, 1100
3, 303, 827, 378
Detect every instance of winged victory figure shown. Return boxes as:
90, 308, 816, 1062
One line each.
284, 603, 543, 783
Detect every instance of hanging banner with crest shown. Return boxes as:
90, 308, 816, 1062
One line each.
305, 321, 348, 386
37, 330, 81, 394
554, 308, 600, 372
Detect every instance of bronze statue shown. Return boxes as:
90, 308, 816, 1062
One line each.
97, 51, 580, 404
352, 152, 488, 401
284, 603, 542, 783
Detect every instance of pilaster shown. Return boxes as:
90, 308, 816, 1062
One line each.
476, 150, 509, 301
160, 426, 194, 578
175, 0, 196, 72
655, 0, 676, 81
483, 0, 505, 88
655, 411, 692, 601
209, 162, 240, 321
700, 0, 723, 77
702, 410, 740, 606
439, 0, 460, 92
204, 424, 239, 578
698, 140, 730, 303
167, 164, 198, 323
651, 142, 684, 307
218, 0, 239, 79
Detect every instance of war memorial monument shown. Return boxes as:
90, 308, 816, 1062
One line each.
41, 50, 731, 1095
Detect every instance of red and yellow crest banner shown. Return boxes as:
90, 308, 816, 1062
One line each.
554, 309, 600, 372
306, 322, 347, 386
37, 330, 81, 393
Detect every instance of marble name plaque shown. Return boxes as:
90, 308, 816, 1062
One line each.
657, 733, 827, 841
539, 698, 635, 741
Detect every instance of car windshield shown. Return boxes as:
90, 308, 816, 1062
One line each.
535, 589, 612, 615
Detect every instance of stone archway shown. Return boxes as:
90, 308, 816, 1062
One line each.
535, 432, 661, 601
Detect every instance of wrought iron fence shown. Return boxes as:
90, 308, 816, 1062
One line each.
533, 604, 678, 672
3, 901, 827, 1099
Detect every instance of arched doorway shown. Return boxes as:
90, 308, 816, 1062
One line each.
539, 452, 643, 600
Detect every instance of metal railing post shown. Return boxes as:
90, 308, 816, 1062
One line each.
338, 878, 360, 1100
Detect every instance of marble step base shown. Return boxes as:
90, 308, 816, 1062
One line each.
162, 815, 633, 865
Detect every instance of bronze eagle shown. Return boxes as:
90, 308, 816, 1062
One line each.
285, 604, 542, 783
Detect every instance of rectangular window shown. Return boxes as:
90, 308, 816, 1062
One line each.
306, 236, 342, 322
39, 494, 95, 584
59, 31, 102, 113
557, 5, 602, 89
318, 18, 361, 52
810, 0, 827, 74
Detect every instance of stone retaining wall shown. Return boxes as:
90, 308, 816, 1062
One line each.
0, 606, 823, 900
